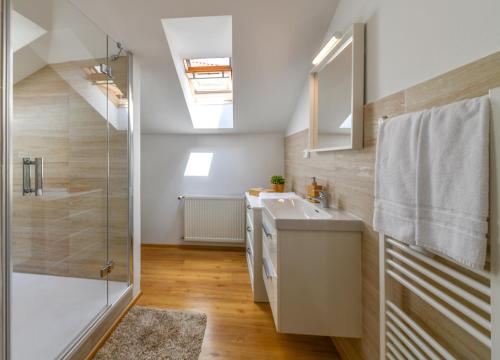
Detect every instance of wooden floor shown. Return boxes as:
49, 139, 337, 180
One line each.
138, 245, 340, 359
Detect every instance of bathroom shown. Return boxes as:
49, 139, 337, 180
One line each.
0, 0, 499, 359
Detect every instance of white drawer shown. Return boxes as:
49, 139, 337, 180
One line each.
245, 200, 254, 224
246, 223, 254, 253
246, 249, 254, 290
261, 218, 277, 272
262, 260, 278, 327
246, 241, 253, 261
246, 212, 253, 231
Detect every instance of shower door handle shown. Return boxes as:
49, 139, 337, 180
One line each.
34, 157, 43, 196
23, 157, 43, 196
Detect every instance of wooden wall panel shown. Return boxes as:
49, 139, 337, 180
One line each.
12, 59, 129, 281
284, 51, 500, 359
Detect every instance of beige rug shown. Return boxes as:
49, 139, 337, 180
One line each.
94, 306, 207, 360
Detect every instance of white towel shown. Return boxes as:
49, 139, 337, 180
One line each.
373, 110, 428, 244
259, 192, 299, 200
373, 96, 490, 269
415, 96, 490, 269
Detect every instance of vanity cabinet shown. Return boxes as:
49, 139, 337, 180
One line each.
245, 193, 268, 302
261, 207, 362, 337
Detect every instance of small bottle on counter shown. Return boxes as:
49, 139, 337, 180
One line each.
307, 177, 323, 202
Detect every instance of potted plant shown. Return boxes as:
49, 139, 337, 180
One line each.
271, 175, 285, 193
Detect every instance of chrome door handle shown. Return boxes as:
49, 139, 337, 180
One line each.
246, 204, 251, 210
34, 157, 43, 196
262, 223, 272, 239
246, 226, 252, 233
22, 158, 31, 195
23, 157, 43, 196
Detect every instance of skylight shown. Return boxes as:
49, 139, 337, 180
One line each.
184, 57, 232, 105
162, 15, 233, 129
184, 152, 214, 177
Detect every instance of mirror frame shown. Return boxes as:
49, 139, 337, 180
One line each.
309, 23, 365, 152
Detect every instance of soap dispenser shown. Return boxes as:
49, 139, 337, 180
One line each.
307, 177, 323, 200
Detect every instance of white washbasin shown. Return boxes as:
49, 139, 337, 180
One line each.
261, 198, 362, 231
262, 198, 331, 219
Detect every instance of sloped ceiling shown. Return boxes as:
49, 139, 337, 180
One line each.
71, 0, 338, 134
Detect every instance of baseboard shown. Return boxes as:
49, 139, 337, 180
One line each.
142, 243, 245, 251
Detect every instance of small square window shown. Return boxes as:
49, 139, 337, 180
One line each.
184, 152, 214, 177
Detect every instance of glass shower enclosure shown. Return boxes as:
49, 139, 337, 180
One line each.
4, 0, 133, 358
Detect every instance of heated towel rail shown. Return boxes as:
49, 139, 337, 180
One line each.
379, 234, 496, 359
178, 195, 245, 244
379, 88, 500, 359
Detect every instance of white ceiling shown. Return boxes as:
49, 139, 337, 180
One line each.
71, 0, 338, 134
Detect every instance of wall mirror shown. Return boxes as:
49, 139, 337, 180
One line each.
309, 23, 364, 152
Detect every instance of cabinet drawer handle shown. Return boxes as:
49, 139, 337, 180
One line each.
247, 226, 252, 233
262, 223, 272, 239
246, 205, 251, 210
263, 257, 272, 279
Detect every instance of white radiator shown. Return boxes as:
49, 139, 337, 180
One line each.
181, 195, 245, 243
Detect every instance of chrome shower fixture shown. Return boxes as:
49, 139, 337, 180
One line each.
110, 42, 124, 61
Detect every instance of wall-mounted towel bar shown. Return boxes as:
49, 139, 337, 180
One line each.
377, 115, 389, 126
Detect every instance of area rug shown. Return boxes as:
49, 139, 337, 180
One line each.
94, 306, 207, 360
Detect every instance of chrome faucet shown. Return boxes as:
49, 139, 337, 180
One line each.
314, 190, 329, 208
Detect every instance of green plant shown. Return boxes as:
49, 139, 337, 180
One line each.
271, 175, 285, 185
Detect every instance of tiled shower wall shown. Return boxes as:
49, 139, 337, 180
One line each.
12, 59, 129, 281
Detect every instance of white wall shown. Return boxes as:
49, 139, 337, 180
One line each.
132, 57, 141, 297
287, 81, 310, 136
141, 133, 284, 244
286, 0, 500, 135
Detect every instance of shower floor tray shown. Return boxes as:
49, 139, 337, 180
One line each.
11, 272, 127, 360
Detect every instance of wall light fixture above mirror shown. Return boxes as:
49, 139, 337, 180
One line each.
312, 32, 342, 66
309, 23, 365, 152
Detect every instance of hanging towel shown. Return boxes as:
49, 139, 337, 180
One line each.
373, 110, 428, 245
415, 96, 490, 269
259, 192, 299, 200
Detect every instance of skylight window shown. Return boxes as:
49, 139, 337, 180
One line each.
184, 152, 214, 177
162, 15, 233, 128
184, 57, 232, 105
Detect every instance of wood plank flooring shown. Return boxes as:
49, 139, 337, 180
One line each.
138, 245, 340, 359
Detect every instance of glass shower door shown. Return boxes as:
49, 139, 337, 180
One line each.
11, 0, 109, 358
106, 39, 130, 304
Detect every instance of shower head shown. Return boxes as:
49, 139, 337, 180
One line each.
110, 42, 124, 61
